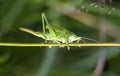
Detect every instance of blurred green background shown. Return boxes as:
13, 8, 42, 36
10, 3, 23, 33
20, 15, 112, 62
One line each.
0, 0, 120, 76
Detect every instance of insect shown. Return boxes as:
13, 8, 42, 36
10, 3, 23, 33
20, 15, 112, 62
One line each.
19, 13, 97, 49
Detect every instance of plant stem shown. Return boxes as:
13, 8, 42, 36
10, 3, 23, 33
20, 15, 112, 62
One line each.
0, 42, 119, 47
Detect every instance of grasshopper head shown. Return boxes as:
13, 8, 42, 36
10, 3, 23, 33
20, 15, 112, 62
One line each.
68, 35, 81, 43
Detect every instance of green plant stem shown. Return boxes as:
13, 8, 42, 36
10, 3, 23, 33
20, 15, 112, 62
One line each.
0, 42, 119, 47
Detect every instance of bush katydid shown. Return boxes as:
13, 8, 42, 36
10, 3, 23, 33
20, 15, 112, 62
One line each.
19, 13, 98, 49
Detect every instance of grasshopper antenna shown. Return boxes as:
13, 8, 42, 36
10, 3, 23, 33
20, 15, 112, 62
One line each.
81, 37, 99, 43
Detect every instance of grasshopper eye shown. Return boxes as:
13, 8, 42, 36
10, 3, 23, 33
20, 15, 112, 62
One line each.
68, 35, 77, 42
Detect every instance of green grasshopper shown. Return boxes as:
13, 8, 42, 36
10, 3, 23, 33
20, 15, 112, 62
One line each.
19, 13, 97, 49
